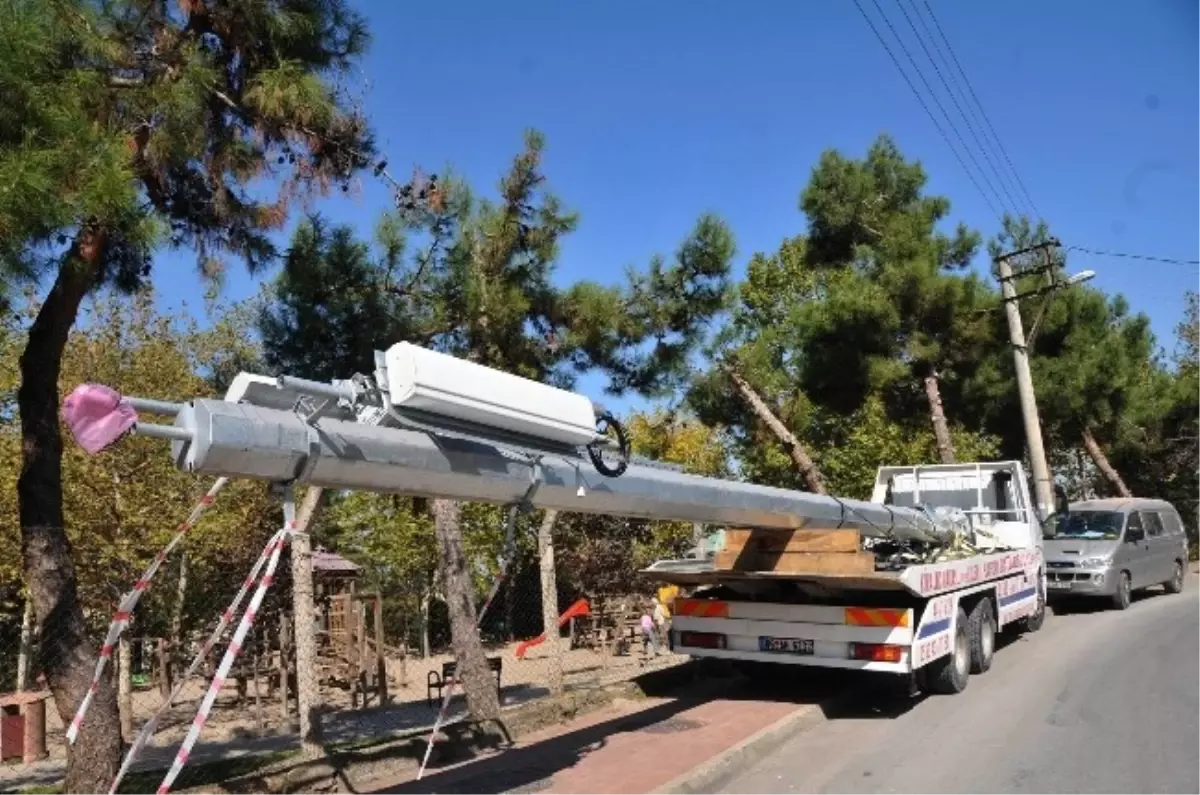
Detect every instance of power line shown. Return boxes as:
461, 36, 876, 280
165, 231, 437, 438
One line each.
902, 0, 1035, 220
918, 0, 1044, 222
1065, 245, 1200, 267
863, 0, 1018, 219
850, 0, 1003, 221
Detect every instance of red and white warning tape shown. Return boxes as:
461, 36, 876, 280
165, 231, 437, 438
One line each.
66, 477, 230, 745
108, 515, 291, 794
154, 497, 297, 795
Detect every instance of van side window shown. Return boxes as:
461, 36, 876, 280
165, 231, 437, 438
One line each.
1125, 512, 1143, 538
1161, 511, 1184, 537
1141, 511, 1165, 537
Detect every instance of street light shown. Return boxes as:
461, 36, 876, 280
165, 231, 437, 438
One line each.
1028, 269, 1098, 347
993, 244, 1097, 524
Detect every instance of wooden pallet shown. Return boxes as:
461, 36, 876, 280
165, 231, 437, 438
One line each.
714, 528, 874, 575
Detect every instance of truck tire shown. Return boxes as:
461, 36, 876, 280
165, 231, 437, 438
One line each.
1164, 561, 1184, 594
1111, 571, 1132, 610
924, 607, 970, 695
1019, 577, 1046, 633
967, 597, 996, 675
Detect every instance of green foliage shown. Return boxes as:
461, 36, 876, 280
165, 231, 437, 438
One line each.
2, 0, 375, 294
0, 290, 279, 637
694, 134, 1000, 491
789, 135, 991, 421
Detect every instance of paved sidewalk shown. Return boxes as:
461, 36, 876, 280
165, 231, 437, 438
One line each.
365, 673, 848, 795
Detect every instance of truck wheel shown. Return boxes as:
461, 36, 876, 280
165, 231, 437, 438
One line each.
1165, 561, 1184, 594
1019, 578, 1046, 633
924, 607, 970, 695
1111, 571, 1132, 610
967, 598, 996, 675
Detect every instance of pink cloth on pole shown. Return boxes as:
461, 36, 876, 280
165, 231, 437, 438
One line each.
62, 384, 138, 454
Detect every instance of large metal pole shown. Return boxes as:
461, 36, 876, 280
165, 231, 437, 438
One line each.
996, 255, 1055, 521
154, 398, 952, 543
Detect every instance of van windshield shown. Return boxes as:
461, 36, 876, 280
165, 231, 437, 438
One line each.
1057, 511, 1123, 540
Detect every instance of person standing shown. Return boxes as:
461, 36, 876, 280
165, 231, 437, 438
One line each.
653, 597, 671, 651
640, 605, 660, 656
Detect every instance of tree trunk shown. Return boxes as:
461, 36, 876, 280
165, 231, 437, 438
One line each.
419, 585, 432, 659
17, 237, 123, 793
117, 637, 133, 742
1081, 427, 1132, 498
169, 550, 188, 685
16, 598, 34, 692
923, 371, 957, 464
432, 499, 500, 720
726, 367, 827, 494
536, 510, 564, 695
277, 612, 291, 721
291, 487, 325, 759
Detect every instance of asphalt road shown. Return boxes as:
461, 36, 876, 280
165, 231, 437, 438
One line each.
722, 577, 1199, 794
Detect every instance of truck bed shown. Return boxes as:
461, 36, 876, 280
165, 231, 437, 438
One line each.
643, 547, 1042, 600
642, 557, 907, 592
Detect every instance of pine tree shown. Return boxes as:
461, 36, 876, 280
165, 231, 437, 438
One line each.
259, 130, 735, 722
2, 1, 374, 789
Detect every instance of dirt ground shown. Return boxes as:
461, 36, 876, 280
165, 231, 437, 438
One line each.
30, 637, 687, 765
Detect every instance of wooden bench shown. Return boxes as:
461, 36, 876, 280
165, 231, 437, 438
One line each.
426, 657, 502, 708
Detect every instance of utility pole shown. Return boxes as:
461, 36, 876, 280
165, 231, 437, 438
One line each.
995, 242, 1058, 522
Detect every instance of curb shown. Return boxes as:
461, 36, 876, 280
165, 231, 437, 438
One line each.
652, 702, 827, 795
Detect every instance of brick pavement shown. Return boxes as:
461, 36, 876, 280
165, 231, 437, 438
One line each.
365, 685, 814, 794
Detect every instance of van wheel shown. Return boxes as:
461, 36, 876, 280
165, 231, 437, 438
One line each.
1111, 571, 1132, 610
967, 598, 996, 674
1165, 561, 1184, 594
924, 607, 970, 695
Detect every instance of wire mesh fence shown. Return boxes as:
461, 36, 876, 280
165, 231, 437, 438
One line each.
0, 498, 695, 793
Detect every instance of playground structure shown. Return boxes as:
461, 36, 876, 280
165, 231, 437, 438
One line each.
311, 548, 390, 708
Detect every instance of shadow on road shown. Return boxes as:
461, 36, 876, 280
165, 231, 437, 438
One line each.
1050, 585, 1170, 616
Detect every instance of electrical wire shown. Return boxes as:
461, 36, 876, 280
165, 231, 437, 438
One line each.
851, 0, 1004, 221
918, 0, 1045, 222
1065, 245, 1199, 267
900, 0, 1035, 220
863, 0, 1015, 219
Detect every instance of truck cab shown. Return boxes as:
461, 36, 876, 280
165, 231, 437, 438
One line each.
872, 461, 1042, 553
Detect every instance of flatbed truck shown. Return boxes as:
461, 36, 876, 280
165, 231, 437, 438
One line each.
644, 461, 1048, 694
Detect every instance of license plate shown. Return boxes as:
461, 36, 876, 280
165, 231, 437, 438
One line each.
1048, 580, 1071, 589
759, 636, 814, 655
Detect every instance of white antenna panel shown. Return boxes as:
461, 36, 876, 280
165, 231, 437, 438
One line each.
383, 342, 599, 447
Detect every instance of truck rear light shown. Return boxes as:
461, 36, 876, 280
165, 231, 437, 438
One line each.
848, 643, 903, 663
678, 631, 726, 650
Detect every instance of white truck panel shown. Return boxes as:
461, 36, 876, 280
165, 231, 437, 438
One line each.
899, 548, 1042, 597
679, 647, 911, 674
673, 615, 913, 645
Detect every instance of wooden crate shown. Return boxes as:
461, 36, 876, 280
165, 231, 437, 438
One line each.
713, 549, 876, 575
722, 528, 861, 555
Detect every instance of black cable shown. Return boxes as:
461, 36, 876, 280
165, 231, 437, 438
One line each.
919, 0, 1044, 221
851, 0, 1003, 220
587, 413, 630, 478
895, 0, 1030, 219
1065, 246, 1199, 267
867, 0, 1015, 218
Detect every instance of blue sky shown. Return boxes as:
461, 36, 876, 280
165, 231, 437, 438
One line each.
154, 0, 1198, 414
